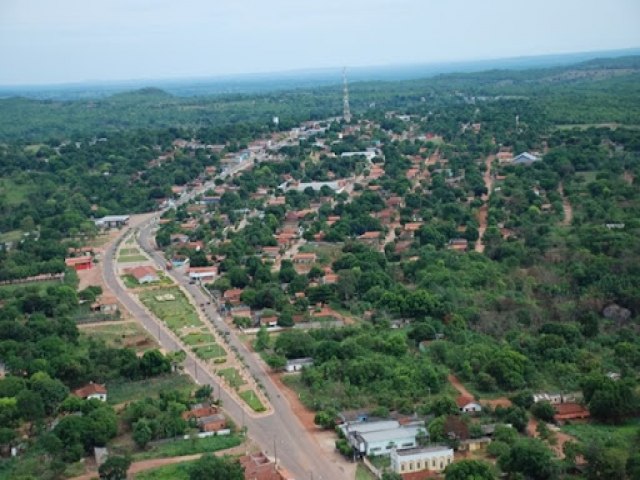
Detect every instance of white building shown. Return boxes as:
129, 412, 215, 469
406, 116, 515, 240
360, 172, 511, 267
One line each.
341, 420, 427, 456
285, 358, 314, 372
94, 215, 130, 229
341, 151, 377, 161
278, 180, 345, 193
73, 383, 108, 402
390, 446, 454, 474
512, 152, 541, 165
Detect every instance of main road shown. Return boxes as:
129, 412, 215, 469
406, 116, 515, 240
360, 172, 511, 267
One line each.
102, 157, 350, 480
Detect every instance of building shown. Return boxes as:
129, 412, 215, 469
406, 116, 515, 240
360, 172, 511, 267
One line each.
188, 266, 218, 283
341, 151, 377, 161
94, 215, 130, 229
292, 253, 317, 264
223, 288, 244, 305
342, 420, 427, 456
124, 266, 159, 284
73, 383, 107, 402
390, 446, 454, 474
278, 180, 345, 193
512, 152, 541, 165
65, 256, 93, 271
197, 413, 227, 432
533, 392, 563, 404
91, 294, 118, 315
553, 403, 590, 424
456, 395, 482, 413
285, 358, 314, 372
240, 451, 288, 480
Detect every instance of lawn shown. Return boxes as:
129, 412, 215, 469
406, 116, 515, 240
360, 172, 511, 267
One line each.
107, 374, 194, 404
0, 279, 62, 296
218, 368, 246, 389
239, 389, 266, 412
193, 343, 226, 360
561, 419, 640, 450
131, 434, 243, 461
118, 254, 149, 263
356, 464, 377, 480
138, 287, 201, 332
0, 229, 23, 243
182, 332, 217, 346
135, 462, 192, 480
120, 247, 141, 255
122, 273, 173, 289
0, 178, 33, 206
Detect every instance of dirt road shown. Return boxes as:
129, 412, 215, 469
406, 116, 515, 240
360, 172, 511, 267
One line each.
475, 155, 495, 253
558, 182, 573, 227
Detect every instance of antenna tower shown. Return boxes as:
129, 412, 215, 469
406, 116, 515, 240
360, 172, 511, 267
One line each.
342, 67, 351, 123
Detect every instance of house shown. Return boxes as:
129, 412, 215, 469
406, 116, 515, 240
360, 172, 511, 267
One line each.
91, 294, 118, 315
73, 383, 107, 402
65, 256, 93, 271
322, 273, 339, 285
456, 395, 482, 413
390, 446, 454, 474
188, 266, 218, 283
341, 420, 427, 456
532, 392, 563, 404
292, 253, 317, 264
285, 358, 314, 372
170, 233, 190, 244
223, 288, 244, 305
553, 403, 590, 424
357, 231, 382, 244
94, 215, 130, 229
197, 413, 227, 432
448, 238, 468, 252
125, 266, 159, 284
261, 246, 280, 259
512, 152, 541, 165
182, 403, 219, 421
459, 437, 492, 453
260, 315, 278, 328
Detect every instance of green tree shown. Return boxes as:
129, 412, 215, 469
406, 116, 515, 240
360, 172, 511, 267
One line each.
498, 438, 556, 480
188, 454, 244, 480
133, 419, 153, 449
530, 401, 555, 423
445, 459, 495, 480
254, 326, 270, 352
98, 455, 132, 480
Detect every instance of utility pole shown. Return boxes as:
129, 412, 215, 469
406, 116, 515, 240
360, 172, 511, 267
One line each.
342, 67, 351, 124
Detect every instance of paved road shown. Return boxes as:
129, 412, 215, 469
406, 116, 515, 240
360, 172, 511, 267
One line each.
103, 159, 349, 479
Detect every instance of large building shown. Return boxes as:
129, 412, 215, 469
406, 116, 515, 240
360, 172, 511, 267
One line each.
390, 446, 454, 474
341, 420, 427, 456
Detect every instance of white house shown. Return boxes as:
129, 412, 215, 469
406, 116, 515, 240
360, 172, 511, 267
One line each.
285, 358, 314, 372
390, 446, 454, 474
94, 215, 130, 229
533, 392, 563, 404
456, 396, 482, 413
73, 383, 108, 402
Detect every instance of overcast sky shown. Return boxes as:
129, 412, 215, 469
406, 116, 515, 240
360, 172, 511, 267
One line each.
1, 0, 639, 85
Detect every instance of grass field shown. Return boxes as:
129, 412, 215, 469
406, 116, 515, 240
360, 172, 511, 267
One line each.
0, 179, 33, 206
139, 287, 201, 332
193, 343, 226, 360
80, 321, 156, 350
135, 462, 192, 480
131, 434, 242, 461
182, 332, 217, 346
107, 374, 194, 404
218, 368, 246, 389
0, 229, 23, 243
122, 273, 173, 289
239, 389, 266, 412
120, 247, 142, 255
561, 419, 640, 450
118, 254, 149, 263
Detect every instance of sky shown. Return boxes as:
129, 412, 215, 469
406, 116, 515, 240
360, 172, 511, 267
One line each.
1, 0, 639, 86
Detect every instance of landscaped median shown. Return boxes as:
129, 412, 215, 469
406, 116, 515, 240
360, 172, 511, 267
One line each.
134, 285, 268, 413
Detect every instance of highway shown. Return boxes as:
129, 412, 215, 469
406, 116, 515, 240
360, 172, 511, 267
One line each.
102, 156, 350, 479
